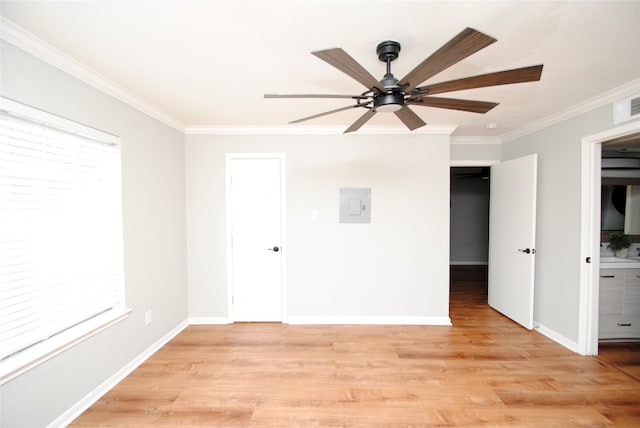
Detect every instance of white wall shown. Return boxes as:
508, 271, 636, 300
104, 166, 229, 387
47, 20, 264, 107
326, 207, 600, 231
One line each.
501, 104, 613, 343
186, 133, 452, 322
0, 41, 188, 427
450, 142, 501, 164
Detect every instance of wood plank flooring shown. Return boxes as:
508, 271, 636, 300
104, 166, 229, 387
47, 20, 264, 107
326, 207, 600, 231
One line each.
597, 342, 640, 382
71, 279, 640, 427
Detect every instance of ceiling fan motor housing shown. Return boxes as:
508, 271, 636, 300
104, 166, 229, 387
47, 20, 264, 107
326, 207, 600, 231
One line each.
376, 40, 401, 62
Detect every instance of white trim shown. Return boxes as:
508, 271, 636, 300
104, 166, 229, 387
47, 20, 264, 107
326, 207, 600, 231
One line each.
188, 317, 232, 325
579, 120, 640, 356
533, 322, 579, 353
225, 153, 288, 322
502, 79, 640, 144
0, 96, 119, 143
1, 309, 131, 385
450, 160, 500, 167
279, 156, 288, 323
49, 319, 189, 428
580, 138, 602, 356
225, 156, 234, 321
0, 17, 185, 133
286, 316, 452, 326
185, 125, 458, 135
450, 136, 501, 145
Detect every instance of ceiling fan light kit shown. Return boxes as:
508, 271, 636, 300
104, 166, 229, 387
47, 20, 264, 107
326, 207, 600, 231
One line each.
374, 93, 404, 112
265, 27, 543, 133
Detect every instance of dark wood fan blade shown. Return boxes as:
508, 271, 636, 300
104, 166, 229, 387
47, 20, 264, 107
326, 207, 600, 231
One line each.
394, 107, 427, 131
312, 48, 386, 93
344, 109, 376, 133
289, 103, 371, 124
399, 28, 496, 93
407, 96, 498, 114
415, 65, 543, 95
265, 94, 370, 99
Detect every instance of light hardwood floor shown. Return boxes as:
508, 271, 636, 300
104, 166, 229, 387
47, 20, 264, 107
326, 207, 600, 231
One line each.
597, 342, 640, 383
71, 279, 640, 427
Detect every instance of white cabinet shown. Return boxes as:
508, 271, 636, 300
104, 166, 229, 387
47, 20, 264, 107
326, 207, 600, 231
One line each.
599, 268, 640, 340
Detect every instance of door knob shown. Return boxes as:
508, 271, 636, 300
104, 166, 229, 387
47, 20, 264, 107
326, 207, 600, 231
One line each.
267, 246, 280, 252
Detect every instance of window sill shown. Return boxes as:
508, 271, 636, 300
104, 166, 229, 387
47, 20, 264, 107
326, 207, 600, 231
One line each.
0, 308, 131, 385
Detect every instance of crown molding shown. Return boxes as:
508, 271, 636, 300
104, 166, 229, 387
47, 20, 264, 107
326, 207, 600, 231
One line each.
501, 78, 640, 144
0, 17, 186, 133
185, 124, 458, 135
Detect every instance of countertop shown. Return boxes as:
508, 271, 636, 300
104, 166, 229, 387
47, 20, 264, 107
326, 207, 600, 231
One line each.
600, 257, 640, 269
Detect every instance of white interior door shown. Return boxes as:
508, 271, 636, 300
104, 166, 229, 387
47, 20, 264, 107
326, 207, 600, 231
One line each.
488, 154, 537, 329
229, 156, 284, 322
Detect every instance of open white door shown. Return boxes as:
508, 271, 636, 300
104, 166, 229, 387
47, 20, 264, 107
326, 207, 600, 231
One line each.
488, 154, 537, 329
228, 156, 285, 322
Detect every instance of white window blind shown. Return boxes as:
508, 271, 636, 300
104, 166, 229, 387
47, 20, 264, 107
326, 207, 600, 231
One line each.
0, 98, 125, 375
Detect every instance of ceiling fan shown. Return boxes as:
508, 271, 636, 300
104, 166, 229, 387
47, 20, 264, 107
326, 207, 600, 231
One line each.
265, 28, 543, 133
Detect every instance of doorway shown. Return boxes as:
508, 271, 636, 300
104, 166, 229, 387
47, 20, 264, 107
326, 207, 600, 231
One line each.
226, 154, 287, 322
450, 166, 491, 308
581, 122, 640, 355
451, 157, 538, 330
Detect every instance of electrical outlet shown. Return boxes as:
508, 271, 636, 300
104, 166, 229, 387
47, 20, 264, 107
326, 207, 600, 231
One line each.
144, 309, 152, 325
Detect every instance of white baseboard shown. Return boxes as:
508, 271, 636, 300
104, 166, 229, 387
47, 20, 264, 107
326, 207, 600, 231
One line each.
189, 317, 232, 325
49, 319, 189, 428
287, 316, 452, 326
534, 321, 579, 353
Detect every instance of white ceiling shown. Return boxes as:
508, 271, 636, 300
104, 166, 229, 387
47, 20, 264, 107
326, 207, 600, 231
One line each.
1, 1, 639, 137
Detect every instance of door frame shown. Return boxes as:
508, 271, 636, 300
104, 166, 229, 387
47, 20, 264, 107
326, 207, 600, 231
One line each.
580, 120, 640, 355
449, 160, 499, 307
225, 153, 288, 322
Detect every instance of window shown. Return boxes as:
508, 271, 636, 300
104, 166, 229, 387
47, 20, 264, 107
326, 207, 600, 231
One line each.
0, 97, 127, 383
